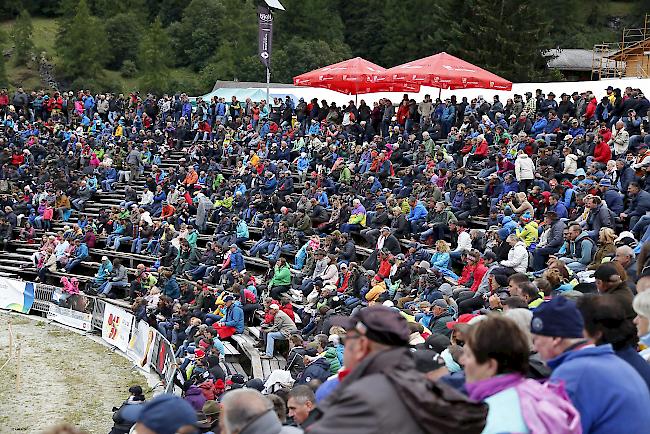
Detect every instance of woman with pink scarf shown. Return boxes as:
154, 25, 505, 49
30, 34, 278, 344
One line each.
461, 315, 581, 434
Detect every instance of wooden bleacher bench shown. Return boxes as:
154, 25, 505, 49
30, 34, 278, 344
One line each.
230, 333, 264, 379
247, 326, 261, 340
222, 341, 241, 361
220, 361, 247, 379
231, 332, 285, 380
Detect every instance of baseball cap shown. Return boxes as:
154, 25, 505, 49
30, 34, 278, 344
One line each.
431, 299, 448, 309
121, 394, 197, 434
599, 178, 612, 187
330, 305, 410, 346
413, 349, 447, 373
531, 297, 584, 338
223, 295, 234, 302
446, 313, 478, 329
593, 263, 622, 282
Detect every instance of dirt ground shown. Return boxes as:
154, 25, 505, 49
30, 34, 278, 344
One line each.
0, 312, 151, 434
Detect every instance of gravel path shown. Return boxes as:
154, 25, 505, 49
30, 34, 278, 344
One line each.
0, 312, 150, 433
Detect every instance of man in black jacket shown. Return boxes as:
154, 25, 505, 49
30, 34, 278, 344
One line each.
363, 227, 400, 270
360, 203, 389, 245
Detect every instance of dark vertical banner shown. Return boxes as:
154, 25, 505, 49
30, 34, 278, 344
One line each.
258, 5, 273, 68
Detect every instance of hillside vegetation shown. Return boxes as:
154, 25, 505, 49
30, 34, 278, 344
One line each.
0, 0, 645, 94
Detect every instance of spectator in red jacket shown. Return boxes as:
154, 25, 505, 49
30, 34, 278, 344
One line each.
280, 296, 295, 322
585, 93, 598, 121
593, 135, 612, 164
0, 89, 9, 114
453, 250, 489, 297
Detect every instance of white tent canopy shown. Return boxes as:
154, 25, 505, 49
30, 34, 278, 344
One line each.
195, 78, 650, 106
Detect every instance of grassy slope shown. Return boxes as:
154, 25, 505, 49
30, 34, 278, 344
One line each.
1, 17, 198, 93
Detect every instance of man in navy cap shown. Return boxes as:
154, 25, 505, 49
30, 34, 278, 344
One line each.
121, 394, 197, 434
531, 296, 650, 434
308, 305, 487, 434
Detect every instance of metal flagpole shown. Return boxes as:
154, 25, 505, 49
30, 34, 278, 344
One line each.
267, 67, 270, 104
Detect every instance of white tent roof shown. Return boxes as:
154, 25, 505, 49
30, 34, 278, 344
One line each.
195, 78, 650, 106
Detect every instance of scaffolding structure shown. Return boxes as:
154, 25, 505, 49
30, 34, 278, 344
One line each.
592, 14, 650, 80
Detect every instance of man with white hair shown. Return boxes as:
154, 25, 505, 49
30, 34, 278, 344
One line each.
615, 244, 637, 292
608, 120, 629, 156
220, 388, 302, 434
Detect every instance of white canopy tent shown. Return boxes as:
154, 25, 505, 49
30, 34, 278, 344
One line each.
197, 78, 650, 107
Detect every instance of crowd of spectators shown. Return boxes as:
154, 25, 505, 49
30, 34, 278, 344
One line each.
4, 84, 650, 434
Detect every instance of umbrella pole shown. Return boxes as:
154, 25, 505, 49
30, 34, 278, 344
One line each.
438, 87, 442, 99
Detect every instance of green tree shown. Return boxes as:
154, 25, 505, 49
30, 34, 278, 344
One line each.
171, 0, 225, 70
429, 0, 553, 82
88, 0, 147, 19
104, 13, 143, 69
137, 17, 172, 94
56, 0, 109, 79
156, 0, 188, 26
11, 9, 34, 66
274, 0, 345, 46
0, 29, 8, 87
271, 37, 352, 83
339, 0, 388, 65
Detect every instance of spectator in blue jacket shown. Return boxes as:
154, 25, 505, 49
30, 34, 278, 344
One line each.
227, 244, 245, 272
308, 120, 321, 136
530, 112, 548, 136
218, 295, 244, 334
598, 178, 623, 214
162, 270, 180, 299
261, 172, 278, 196
297, 353, 331, 385
440, 100, 456, 137
532, 297, 650, 434
101, 165, 118, 192
407, 197, 428, 235
622, 181, 650, 229
368, 176, 382, 194
537, 111, 561, 146
549, 194, 568, 219
64, 239, 89, 273
578, 294, 650, 393
568, 118, 585, 138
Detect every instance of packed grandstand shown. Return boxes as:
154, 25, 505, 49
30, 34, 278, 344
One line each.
3, 85, 650, 434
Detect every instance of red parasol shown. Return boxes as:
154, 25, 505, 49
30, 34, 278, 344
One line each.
293, 57, 421, 95
374, 52, 512, 91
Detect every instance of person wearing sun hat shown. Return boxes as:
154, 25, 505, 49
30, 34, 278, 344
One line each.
532, 296, 650, 434
195, 400, 220, 433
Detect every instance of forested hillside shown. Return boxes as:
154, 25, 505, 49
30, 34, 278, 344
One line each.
0, 0, 645, 93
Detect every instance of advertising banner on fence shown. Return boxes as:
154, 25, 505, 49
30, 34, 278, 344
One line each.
102, 303, 134, 352
152, 333, 177, 390
126, 320, 156, 372
47, 303, 93, 331
0, 277, 34, 313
